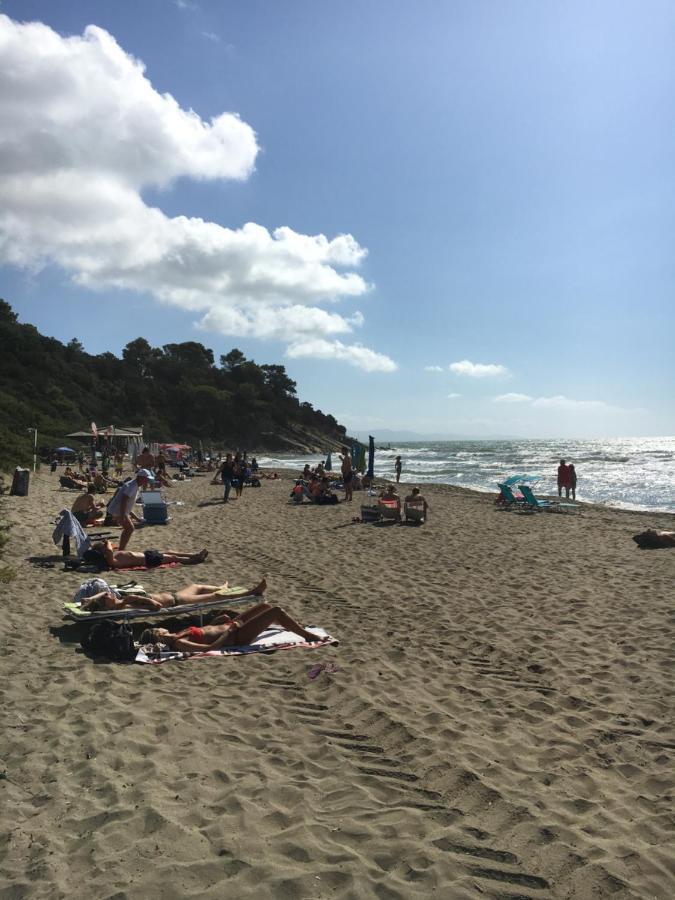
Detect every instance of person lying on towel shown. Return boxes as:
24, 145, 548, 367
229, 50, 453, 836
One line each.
141, 603, 321, 652
82, 539, 208, 571
633, 529, 675, 549
81, 578, 267, 612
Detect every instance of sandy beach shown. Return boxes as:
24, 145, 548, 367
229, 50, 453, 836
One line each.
1, 469, 673, 900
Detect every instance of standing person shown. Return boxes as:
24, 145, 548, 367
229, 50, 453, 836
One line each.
50, 453, 58, 474
557, 459, 571, 499
394, 455, 402, 484
568, 464, 577, 501
219, 453, 235, 503
77, 451, 85, 473
135, 446, 156, 471
101, 450, 110, 477
340, 446, 353, 502
107, 469, 151, 549
114, 451, 125, 477
156, 450, 167, 475
233, 459, 244, 499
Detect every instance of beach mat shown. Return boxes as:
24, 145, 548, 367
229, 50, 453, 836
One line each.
135, 627, 338, 664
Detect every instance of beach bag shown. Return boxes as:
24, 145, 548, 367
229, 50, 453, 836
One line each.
81, 621, 136, 661
74, 578, 111, 603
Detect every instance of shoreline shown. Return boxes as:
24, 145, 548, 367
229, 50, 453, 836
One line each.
266, 464, 675, 519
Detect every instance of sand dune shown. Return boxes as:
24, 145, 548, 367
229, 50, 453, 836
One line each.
1, 469, 673, 898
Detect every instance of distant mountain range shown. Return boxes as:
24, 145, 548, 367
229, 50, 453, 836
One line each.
353, 429, 520, 443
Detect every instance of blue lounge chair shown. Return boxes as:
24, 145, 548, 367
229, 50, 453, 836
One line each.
519, 484, 579, 514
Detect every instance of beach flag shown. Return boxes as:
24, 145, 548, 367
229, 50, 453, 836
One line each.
367, 436, 374, 479
325, 451, 332, 471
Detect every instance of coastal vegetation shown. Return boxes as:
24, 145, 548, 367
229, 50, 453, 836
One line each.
0, 300, 348, 471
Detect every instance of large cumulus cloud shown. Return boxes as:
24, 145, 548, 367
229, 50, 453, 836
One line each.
0, 14, 396, 372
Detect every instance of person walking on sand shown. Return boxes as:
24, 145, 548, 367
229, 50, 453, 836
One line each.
219, 452, 235, 503
394, 455, 402, 484
340, 446, 354, 502
568, 463, 577, 501
557, 459, 571, 499
107, 469, 151, 548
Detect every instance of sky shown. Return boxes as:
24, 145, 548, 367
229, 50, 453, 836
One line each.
1, 0, 673, 439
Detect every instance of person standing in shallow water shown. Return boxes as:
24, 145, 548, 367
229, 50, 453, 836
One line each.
557, 459, 571, 499
568, 463, 577, 501
394, 455, 402, 484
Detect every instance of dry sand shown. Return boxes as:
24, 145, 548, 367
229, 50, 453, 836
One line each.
1, 469, 673, 899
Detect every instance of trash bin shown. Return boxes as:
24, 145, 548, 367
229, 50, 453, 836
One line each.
10, 467, 30, 496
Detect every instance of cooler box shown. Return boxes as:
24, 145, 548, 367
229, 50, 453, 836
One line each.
141, 491, 169, 525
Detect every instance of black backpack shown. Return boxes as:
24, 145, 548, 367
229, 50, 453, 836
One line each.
81, 620, 136, 662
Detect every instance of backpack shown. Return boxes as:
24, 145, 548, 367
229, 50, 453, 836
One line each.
81, 620, 136, 662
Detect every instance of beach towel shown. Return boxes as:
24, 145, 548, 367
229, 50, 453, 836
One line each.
135, 627, 338, 664
53, 509, 90, 557
64, 585, 252, 621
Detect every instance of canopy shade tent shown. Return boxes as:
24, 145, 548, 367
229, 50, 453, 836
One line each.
66, 426, 143, 439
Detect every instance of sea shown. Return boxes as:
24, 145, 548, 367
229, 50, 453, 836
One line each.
258, 436, 675, 513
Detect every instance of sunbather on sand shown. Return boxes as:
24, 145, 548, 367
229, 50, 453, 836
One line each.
82, 539, 208, 571
141, 603, 319, 651
633, 529, 675, 549
71, 491, 105, 525
82, 578, 267, 611
378, 484, 401, 517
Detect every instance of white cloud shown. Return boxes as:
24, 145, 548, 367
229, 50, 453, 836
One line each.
424, 365, 444, 372
0, 14, 390, 371
201, 31, 221, 43
286, 339, 397, 373
531, 395, 619, 412
449, 360, 510, 378
493, 392, 533, 403
494, 393, 639, 413
446, 393, 461, 399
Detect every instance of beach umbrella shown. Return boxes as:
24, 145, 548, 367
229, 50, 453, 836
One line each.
356, 443, 367, 473
55, 446, 75, 453
325, 451, 332, 471
367, 436, 375, 479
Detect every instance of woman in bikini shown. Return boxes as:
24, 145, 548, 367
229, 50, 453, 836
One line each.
82, 539, 208, 571
340, 446, 353, 502
81, 578, 267, 612
141, 602, 320, 651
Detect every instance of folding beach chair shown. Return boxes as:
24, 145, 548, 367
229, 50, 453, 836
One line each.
403, 500, 426, 524
519, 484, 579, 514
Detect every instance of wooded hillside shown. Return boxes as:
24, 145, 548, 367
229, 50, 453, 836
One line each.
0, 300, 349, 470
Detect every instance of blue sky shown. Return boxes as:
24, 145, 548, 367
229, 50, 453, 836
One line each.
1, 0, 673, 438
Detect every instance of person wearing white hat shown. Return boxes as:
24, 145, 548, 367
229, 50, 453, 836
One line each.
107, 469, 151, 549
